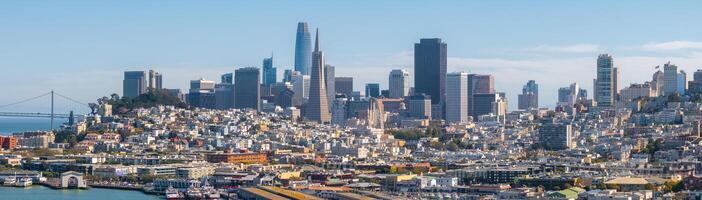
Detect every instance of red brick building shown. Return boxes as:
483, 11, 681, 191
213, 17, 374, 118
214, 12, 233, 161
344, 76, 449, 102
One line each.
0, 136, 17, 150
206, 152, 266, 164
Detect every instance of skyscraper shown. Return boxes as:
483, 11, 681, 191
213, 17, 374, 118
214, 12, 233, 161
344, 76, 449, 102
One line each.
215, 82, 235, 109
123, 71, 147, 98
414, 38, 447, 106
651, 70, 664, 96
262, 55, 277, 86
335, 77, 354, 98
148, 70, 162, 90
305, 29, 331, 123
558, 83, 588, 104
235, 67, 261, 111
215, 73, 235, 109
188, 78, 216, 109
518, 80, 538, 110
331, 95, 348, 125
157, 74, 162, 89
663, 62, 687, 95
294, 22, 312, 75
221, 73, 233, 84
389, 69, 410, 98
290, 73, 309, 107
408, 94, 432, 119
283, 69, 293, 83
324, 64, 336, 108
678, 70, 688, 95
472, 93, 504, 119
595, 54, 617, 107
445, 72, 468, 123
613, 67, 620, 100
694, 69, 702, 83
365, 83, 380, 98
467, 74, 495, 117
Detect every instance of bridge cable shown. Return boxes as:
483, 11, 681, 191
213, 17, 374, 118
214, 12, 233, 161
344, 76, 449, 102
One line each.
53, 92, 91, 108
0, 92, 52, 109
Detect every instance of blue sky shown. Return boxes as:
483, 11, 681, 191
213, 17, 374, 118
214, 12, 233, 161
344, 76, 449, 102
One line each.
2, 1, 702, 113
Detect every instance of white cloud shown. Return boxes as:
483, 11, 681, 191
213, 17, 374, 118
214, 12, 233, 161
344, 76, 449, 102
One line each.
527, 44, 601, 53
641, 41, 702, 51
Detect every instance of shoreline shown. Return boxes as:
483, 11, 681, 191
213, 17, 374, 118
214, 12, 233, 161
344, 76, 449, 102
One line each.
2, 183, 161, 196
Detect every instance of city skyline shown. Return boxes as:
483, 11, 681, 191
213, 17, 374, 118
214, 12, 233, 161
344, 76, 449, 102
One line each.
3, 1, 702, 112
3, 2, 702, 199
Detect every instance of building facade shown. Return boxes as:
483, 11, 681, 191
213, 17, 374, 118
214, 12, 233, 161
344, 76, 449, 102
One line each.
335, 77, 354, 98
123, 71, 147, 98
324, 64, 336, 109
262, 56, 276, 86
539, 121, 573, 151
389, 69, 410, 98
595, 54, 617, 107
188, 78, 216, 109
467, 74, 495, 117
148, 69, 162, 90
304, 29, 331, 123
414, 38, 447, 107
365, 83, 381, 98
445, 72, 468, 123
294, 22, 312, 75
664, 62, 687, 95
408, 94, 432, 119
235, 67, 261, 111
518, 80, 538, 110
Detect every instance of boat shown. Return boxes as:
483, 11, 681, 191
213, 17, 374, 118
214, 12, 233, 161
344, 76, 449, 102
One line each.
14, 177, 32, 187
201, 184, 220, 200
165, 186, 185, 200
185, 186, 203, 200
3, 177, 16, 186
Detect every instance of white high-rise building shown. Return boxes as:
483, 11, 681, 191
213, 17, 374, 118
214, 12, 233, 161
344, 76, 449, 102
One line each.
445, 72, 468, 123
291, 73, 310, 107
663, 62, 687, 95
389, 69, 410, 98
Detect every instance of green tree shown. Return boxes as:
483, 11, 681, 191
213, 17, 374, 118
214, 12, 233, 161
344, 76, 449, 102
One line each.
105, 89, 187, 114
54, 130, 78, 146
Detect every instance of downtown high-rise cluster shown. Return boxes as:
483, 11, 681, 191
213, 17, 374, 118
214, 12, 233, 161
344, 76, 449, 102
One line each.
122, 22, 698, 128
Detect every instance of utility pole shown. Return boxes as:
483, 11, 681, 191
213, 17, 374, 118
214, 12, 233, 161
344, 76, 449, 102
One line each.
50, 90, 54, 131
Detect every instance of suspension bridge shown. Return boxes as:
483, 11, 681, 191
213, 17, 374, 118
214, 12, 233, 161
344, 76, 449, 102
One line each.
0, 91, 91, 130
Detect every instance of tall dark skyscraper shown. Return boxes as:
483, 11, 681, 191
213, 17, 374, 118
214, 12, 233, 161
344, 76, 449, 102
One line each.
335, 77, 353, 98
365, 83, 380, 98
305, 29, 331, 123
263, 55, 276, 86
123, 71, 147, 98
235, 67, 261, 111
414, 38, 447, 107
294, 22, 312, 75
